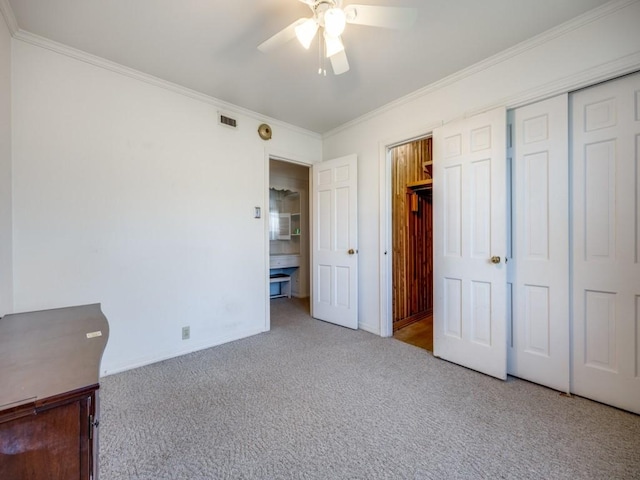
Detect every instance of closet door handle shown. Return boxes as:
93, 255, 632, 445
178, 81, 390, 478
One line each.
348, 249, 356, 255
490, 256, 501, 264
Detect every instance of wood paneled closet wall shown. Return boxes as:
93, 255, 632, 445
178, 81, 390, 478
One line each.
391, 138, 433, 331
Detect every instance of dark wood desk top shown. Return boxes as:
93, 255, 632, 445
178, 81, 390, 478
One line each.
0, 304, 109, 410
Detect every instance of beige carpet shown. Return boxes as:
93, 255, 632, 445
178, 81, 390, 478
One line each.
99, 297, 640, 479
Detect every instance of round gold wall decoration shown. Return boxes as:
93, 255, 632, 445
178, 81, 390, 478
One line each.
258, 123, 272, 140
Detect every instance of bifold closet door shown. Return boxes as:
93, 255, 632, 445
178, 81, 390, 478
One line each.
572, 72, 640, 414
508, 94, 570, 393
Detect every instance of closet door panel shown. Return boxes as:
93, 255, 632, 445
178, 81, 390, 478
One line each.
584, 140, 616, 261
523, 151, 550, 260
508, 94, 570, 392
572, 72, 640, 414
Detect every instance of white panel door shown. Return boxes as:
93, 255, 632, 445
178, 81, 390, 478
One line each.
312, 154, 358, 329
433, 107, 508, 379
572, 72, 640, 414
508, 94, 570, 392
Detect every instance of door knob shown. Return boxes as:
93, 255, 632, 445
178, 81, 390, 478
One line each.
490, 256, 501, 264
348, 249, 356, 255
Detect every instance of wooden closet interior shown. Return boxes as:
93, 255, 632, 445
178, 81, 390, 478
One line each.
391, 137, 433, 342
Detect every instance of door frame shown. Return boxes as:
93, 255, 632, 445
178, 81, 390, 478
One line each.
378, 126, 441, 338
264, 150, 314, 333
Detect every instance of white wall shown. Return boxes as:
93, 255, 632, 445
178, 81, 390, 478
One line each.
0, 12, 12, 316
11, 40, 322, 374
322, 1, 640, 334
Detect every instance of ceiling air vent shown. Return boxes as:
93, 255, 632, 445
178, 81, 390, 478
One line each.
219, 112, 238, 129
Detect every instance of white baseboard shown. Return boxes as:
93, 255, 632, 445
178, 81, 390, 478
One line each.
359, 322, 380, 336
101, 326, 265, 377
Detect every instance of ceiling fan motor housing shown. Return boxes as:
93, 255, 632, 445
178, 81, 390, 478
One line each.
311, 0, 352, 27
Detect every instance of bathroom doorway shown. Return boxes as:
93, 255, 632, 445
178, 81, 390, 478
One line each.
268, 158, 311, 312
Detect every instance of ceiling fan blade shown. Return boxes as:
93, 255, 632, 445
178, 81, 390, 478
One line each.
258, 18, 307, 53
324, 32, 344, 57
344, 5, 417, 29
329, 49, 350, 75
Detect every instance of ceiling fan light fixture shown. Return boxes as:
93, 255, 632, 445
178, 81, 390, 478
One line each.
324, 32, 345, 58
295, 18, 319, 49
324, 8, 346, 37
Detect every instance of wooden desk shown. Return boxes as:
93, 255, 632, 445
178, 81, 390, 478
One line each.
0, 304, 109, 480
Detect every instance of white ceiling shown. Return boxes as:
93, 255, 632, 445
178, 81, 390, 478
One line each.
7, 0, 611, 133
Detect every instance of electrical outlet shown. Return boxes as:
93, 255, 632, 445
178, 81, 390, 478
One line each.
182, 326, 190, 340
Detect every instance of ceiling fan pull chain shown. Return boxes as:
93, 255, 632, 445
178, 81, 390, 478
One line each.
318, 32, 326, 76
323, 36, 327, 76
318, 32, 322, 75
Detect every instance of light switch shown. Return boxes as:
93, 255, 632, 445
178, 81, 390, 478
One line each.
254, 207, 261, 218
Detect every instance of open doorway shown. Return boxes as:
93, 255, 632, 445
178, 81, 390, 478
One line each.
389, 137, 434, 351
269, 158, 311, 314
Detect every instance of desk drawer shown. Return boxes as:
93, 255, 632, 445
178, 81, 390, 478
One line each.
270, 255, 300, 268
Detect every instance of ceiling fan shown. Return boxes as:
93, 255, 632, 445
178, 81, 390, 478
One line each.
258, 0, 417, 75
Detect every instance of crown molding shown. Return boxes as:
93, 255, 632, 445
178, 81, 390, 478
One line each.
439, 51, 640, 126
12, 29, 322, 141
322, 0, 639, 139
476, 51, 640, 116
0, 0, 18, 35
